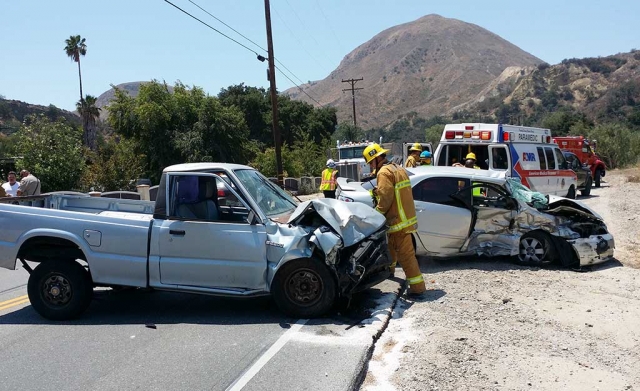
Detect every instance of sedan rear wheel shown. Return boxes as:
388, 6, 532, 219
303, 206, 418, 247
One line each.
517, 232, 554, 265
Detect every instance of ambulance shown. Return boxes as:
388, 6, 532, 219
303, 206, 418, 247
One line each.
433, 124, 578, 198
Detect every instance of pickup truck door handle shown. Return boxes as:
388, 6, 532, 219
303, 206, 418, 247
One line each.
169, 229, 186, 236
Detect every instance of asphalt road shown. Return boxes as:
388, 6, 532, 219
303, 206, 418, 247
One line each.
0, 264, 402, 391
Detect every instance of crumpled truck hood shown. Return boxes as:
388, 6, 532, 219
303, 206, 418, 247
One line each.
288, 198, 386, 247
546, 195, 603, 221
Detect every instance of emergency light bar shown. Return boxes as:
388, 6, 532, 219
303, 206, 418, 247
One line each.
445, 131, 492, 140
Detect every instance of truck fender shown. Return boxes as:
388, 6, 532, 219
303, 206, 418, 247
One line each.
16, 229, 91, 264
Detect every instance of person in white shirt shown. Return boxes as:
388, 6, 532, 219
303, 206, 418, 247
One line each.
1, 171, 19, 197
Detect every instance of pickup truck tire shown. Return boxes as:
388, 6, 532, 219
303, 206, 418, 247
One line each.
594, 169, 603, 188
271, 258, 336, 318
27, 260, 93, 320
580, 176, 592, 197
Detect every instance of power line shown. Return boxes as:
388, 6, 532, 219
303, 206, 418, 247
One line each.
342, 78, 364, 128
163, 0, 259, 56
164, 0, 323, 106
271, 5, 324, 69
283, 0, 321, 47
313, 0, 345, 53
276, 65, 323, 106
183, 0, 310, 87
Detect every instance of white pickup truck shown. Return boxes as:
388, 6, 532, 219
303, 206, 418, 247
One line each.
0, 163, 391, 320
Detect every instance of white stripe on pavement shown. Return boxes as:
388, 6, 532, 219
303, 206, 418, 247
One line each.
226, 319, 308, 391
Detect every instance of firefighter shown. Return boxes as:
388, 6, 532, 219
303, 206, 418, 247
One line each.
419, 151, 432, 166
363, 143, 427, 297
464, 152, 480, 169
404, 143, 422, 168
320, 159, 339, 199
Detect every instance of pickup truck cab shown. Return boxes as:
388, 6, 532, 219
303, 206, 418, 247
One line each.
0, 163, 391, 320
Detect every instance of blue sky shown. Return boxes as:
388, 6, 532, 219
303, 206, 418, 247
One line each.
0, 0, 637, 111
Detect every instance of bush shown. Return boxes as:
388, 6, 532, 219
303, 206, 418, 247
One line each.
585, 123, 639, 168
14, 116, 86, 192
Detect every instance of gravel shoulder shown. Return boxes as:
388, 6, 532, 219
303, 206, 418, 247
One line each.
361, 169, 640, 391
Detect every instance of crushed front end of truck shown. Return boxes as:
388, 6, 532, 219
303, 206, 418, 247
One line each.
266, 199, 392, 300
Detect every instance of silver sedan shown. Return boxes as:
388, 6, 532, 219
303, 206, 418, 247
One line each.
336, 166, 614, 268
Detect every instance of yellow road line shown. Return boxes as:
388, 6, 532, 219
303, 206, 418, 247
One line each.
0, 295, 30, 311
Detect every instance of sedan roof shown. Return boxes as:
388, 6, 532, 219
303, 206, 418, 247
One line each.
406, 166, 508, 185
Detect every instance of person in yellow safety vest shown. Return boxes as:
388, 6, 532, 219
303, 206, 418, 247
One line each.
320, 159, 339, 199
404, 143, 422, 168
363, 143, 427, 298
463, 152, 485, 197
419, 150, 432, 166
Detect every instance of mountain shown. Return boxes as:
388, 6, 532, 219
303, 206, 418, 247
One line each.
461, 51, 640, 125
0, 98, 80, 135
286, 14, 543, 128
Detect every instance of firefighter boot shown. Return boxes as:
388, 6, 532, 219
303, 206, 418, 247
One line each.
388, 232, 426, 294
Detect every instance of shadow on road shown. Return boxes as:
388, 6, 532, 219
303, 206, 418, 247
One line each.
577, 194, 600, 199
0, 282, 400, 328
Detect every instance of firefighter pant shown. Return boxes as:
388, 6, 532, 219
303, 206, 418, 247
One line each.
323, 190, 336, 199
388, 232, 426, 294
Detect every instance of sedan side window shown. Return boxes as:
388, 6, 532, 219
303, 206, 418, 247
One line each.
412, 177, 470, 207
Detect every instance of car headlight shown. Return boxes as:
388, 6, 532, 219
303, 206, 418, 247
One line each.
339, 195, 354, 202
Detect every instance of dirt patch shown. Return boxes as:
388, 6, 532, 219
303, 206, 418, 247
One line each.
362, 169, 640, 391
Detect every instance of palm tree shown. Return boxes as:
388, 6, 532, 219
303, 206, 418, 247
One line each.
76, 95, 101, 150
64, 35, 87, 102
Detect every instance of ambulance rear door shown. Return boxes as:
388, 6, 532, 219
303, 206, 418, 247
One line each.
488, 144, 511, 173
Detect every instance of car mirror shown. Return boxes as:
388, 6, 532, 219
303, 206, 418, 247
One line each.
506, 197, 518, 210
246, 210, 258, 225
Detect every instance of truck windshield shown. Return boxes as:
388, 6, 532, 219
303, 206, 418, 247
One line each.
339, 147, 366, 160
234, 169, 297, 217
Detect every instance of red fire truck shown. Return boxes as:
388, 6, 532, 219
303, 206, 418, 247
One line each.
552, 136, 606, 187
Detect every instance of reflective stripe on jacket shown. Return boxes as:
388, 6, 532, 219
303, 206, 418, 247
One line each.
375, 162, 417, 234
319, 168, 338, 191
404, 155, 418, 168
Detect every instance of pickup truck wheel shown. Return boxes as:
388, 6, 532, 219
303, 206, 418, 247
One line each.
272, 258, 336, 318
594, 169, 602, 188
580, 176, 592, 197
27, 260, 93, 320
517, 232, 554, 266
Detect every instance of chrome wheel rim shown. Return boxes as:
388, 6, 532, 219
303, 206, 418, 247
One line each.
519, 237, 546, 264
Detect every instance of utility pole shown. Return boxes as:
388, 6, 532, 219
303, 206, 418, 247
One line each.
342, 78, 363, 128
264, 0, 284, 188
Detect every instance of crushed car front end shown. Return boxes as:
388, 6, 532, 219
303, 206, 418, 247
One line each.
508, 180, 615, 267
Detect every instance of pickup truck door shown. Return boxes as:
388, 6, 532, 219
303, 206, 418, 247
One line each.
155, 173, 267, 290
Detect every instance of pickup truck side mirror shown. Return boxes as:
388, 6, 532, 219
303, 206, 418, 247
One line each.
246, 210, 258, 225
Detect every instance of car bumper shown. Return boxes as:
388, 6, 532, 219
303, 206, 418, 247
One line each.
569, 234, 615, 266
337, 227, 392, 296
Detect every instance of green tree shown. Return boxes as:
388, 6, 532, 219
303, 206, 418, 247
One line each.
64, 35, 87, 102
333, 121, 364, 143
76, 95, 100, 150
80, 137, 145, 192
584, 123, 638, 168
425, 124, 445, 149
107, 81, 254, 182
15, 116, 85, 192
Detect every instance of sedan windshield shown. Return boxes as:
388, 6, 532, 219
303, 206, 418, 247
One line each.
234, 169, 297, 217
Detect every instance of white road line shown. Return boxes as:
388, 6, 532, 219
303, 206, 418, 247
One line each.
226, 319, 308, 391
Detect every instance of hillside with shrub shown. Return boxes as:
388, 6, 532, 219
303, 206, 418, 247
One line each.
371, 51, 640, 169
